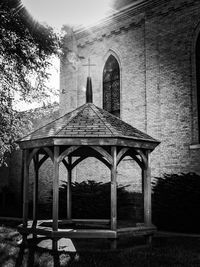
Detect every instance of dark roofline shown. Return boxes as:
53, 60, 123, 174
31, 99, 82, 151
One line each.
18, 135, 160, 150
74, 0, 166, 38
16, 103, 86, 144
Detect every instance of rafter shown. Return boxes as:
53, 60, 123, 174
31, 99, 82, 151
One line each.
90, 146, 113, 165
27, 148, 40, 166
116, 148, 129, 165
58, 146, 80, 163
43, 147, 54, 162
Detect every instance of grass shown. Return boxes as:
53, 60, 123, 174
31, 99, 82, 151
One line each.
1, 224, 200, 266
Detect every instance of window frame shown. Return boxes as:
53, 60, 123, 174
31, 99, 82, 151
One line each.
103, 54, 121, 118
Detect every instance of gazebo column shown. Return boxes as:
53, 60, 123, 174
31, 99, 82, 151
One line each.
20, 150, 24, 218
67, 156, 72, 220
22, 149, 29, 242
142, 150, 153, 244
23, 149, 29, 226
52, 146, 60, 250
111, 146, 117, 231
143, 151, 151, 226
33, 153, 39, 230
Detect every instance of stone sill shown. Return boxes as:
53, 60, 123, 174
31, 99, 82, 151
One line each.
189, 144, 200, 150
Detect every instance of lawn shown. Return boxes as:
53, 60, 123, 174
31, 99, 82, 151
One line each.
1, 225, 200, 266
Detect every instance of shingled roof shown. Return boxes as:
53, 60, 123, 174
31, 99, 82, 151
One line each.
18, 102, 159, 150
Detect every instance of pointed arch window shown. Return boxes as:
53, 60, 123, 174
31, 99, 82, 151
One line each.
103, 55, 120, 117
196, 33, 200, 141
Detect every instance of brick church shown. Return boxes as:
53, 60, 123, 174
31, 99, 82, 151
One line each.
1, 0, 200, 214
60, 0, 200, 182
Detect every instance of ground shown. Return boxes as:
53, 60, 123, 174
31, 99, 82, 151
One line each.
1, 223, 200, 266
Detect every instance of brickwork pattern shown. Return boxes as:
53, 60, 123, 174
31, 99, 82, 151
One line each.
2, 0, 200, 215
60, 0, 200, 178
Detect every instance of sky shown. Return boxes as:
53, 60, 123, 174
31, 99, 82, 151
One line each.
21, 0, 112, 29
16, 0, 113, 111
14, 56, 60, 111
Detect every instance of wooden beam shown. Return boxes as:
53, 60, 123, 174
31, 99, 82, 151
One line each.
71, 156, 88, 170
38, 154, 49, 169
135, 149, 148, 168
33, 153, 39, 229
129, 150, 144, 169
20, 150, 25, 218
62, 158, 69, 170
91, 146, 113, 165
52, 229, 117, 239
27, 148, 40, 166
19, 137, 159, 150
111, 146, 117, 230
71, 154, 111, 170
58, 146, 80, 163
43, 147, 54, 162
53, 146, 59, 231
116, 148, 129, 165
95, 154, 111, 169
71, 219, 110, 224
67, 156, 72, 220
23, 149, 29, 228
142, 151, 152, 226
117, 225, 156, 237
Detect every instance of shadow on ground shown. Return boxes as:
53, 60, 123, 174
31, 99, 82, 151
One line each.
1, 226, 200, 266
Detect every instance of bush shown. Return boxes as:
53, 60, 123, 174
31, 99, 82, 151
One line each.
0, 186, 21, 217
59, 180, 133, 220
152, 173, 200, 233
28, 180, 142, 221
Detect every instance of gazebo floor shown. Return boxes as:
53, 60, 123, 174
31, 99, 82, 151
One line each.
18, 219, 156, 239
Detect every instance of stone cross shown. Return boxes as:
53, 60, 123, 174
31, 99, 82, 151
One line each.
83, 58, 96, 77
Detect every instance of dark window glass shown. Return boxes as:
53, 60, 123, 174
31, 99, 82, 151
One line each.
196, 34, 200, 141
103, 55, 120, 117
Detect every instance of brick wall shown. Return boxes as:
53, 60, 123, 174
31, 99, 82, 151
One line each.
2, 0, 200, 219
60, 0, 200, 182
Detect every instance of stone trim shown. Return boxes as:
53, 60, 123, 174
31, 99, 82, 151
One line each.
74, 0, 166, 37
189, 144, 200, 150
190, 16, 200, 144
77, 19, 145, 48
74, 0, 196, 48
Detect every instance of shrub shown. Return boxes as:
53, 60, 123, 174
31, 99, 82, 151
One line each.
0, 186, 21, 217
152, 173, 200, 233
59, 180, 134, 220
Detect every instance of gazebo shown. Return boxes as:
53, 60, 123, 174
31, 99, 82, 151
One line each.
17, 77, 160, 250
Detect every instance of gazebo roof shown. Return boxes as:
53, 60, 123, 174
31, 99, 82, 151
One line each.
18, 102, 159, 150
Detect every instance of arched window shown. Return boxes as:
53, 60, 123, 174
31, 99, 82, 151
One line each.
103, 55, 120, 117
196, 33, 200, 141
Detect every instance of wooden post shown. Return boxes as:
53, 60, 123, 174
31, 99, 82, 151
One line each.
111, 146, 117, 230
23, 149, 29, 228
20, 150, 24, 218
67, 156, 72, 220
142, 151, 152, 226
33, 153, 39, 229
53, 146, 60, 232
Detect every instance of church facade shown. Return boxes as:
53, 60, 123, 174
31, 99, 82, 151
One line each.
2, 0, 200, 218
60, 0, 200, 180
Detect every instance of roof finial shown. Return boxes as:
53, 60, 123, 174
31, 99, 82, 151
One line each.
83, 58, 96, 103
86, 76, 93, 103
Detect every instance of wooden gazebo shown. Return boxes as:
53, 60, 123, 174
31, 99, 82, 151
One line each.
18, 77, 160, 249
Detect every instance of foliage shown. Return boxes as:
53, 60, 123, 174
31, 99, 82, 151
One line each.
0, 185, 21, 217
0, 106, 32, 166
59, 180, 132, 219
0, 0, 59, 166
1, 226, 200, 266
152, 172, 200, 233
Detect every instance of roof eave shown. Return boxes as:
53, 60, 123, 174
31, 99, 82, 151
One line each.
18, 136, 160, 150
